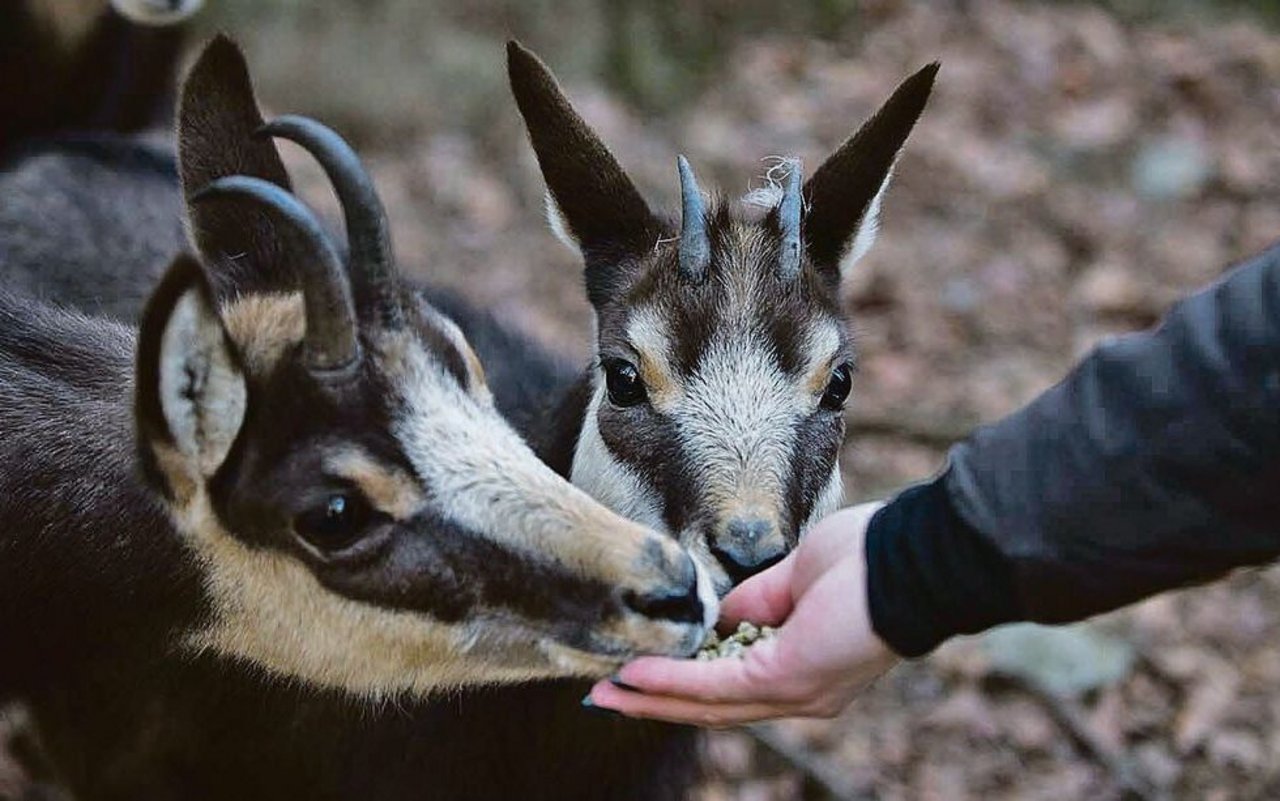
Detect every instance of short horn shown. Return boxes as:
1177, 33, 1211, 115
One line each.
777, 162, 803, 281
192, 176, 360, 374
258, 116, 401, 326
677, 155, 710, 282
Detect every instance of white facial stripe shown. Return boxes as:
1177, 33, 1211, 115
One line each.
720, 227, 770, 313
571, 386, 666, 531
323, 447, 425, 521
394, 340, 717, 648
397, 348, 608, 568
624, 306, 678, 407
799, 320, 846, 393
807, 464, 845, 530
392, 340, 692, 593
676, 332, 801, 518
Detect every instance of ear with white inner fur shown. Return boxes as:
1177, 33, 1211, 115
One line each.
136, 254, 247, 492
543, 190, 578, 253
802, 62, 939, 286
507, 40, 660, 300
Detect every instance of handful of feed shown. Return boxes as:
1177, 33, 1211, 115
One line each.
696, 621, 777, 660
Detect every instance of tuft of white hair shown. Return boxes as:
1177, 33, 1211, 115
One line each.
741, 156, 801, 211
741, 154, 896, 278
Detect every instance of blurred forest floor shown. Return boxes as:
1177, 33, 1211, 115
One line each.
6, 0, 1280, 799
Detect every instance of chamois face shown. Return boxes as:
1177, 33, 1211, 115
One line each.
580, 207, 854, 589
131, 37, 716, 700
509, 42, 937, 593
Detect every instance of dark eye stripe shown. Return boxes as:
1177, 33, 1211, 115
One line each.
784, 413, 844, 531
596, 405, 697, 534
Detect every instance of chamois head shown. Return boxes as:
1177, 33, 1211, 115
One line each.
508, 42, 936, 592
132, 37, 716, 699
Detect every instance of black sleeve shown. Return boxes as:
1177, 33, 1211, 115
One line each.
866, 242, 1280, 658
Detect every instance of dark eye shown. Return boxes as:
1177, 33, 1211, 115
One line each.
294, 492, 373, 553
603, 358, 647, 407
820, 363, 853, 411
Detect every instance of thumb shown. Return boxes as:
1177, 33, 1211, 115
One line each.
718, 550, 798, 629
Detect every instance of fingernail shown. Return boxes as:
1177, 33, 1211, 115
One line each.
609, 675, 641, 692
580, 695, 622, 718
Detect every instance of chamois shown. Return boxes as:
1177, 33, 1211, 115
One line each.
498, 43, 938, 593
2, 39, 935, 801
0, 0, 198, 155
0, 36, 718, 800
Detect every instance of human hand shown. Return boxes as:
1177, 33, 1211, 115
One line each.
585, 502, 900, 727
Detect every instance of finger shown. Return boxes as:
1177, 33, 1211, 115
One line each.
613, 655, 757, 702
789, 502, 883, 590
614, 638, 793, 703
718, 551, 798, 628
588, 680, 788, 728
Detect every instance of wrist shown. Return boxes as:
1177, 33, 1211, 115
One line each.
863, 471, 1021, 658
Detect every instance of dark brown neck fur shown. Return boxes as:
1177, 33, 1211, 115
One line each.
0, 293, 208, 701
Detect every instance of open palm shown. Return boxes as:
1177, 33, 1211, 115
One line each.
587, 503, 899, 727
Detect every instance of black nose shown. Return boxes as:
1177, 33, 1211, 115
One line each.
711, 519, 788, 583
622, 556, 703, 624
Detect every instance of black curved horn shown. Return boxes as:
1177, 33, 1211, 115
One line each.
777, 162, 803, 281
192, 176, 361, 374
258, 115, 401, 325
677, 155, 710, 282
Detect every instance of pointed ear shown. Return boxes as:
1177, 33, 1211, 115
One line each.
803, 63, 938, 285
178, 35, 293, 295
136, 253, 247, 496
506, 41, 659, 270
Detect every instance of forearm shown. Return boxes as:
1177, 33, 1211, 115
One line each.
868, 243, 1280, 657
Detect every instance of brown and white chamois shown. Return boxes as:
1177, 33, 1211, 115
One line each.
0, 34, 719, 799
498, 43, 939, 593
2, 37, 935, 800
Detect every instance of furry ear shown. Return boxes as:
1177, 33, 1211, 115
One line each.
178, 35, 293, 297
136, 253, 247, 495
803, 63, 938, 285
506, 41, 660, 286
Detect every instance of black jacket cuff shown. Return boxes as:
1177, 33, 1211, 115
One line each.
865, 471, 1021, 657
